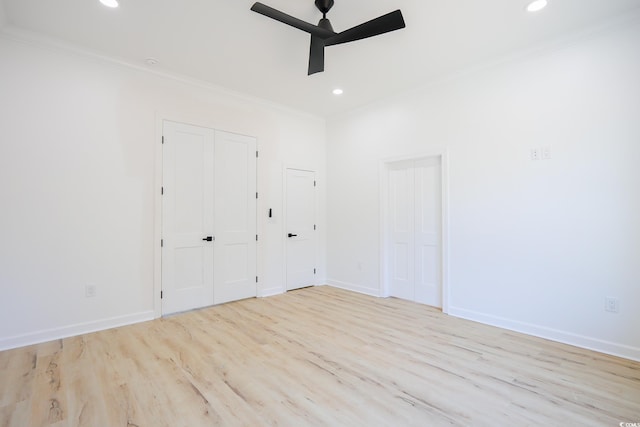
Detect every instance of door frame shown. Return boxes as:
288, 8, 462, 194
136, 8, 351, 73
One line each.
379, 150, 450, 313
153, 113, 259, 318
282, 165, 318, 291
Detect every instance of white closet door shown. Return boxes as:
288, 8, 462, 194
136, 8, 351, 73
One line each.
414, 157, 442, 307
162, 121, 215, 315
213, 130, 257, 304
388, 157, 442, 308
162, 122, 257, 314
388, 161, 415, 301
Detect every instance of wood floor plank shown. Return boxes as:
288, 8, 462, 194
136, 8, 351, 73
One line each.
1, 286, 639, 426
29, 348, 65, 426
0, 400, 30, 427
0, 347, 37, 409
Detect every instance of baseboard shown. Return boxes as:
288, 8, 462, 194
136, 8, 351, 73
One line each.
326, 280, 382, 297
258, 287, 284, 298
0, 310, 155, 352
449, 306, 640, 362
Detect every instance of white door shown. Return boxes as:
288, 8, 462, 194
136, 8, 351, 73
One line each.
388, 157, 442, 307
414, 157, 442, 306
162, 121, 215, 314
388, 161, 415, 301
162, 122, 257, 315
213, 130, 257, 304
285, 169, 316, 291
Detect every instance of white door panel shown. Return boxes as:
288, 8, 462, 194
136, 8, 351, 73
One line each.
415, 157, 442, 306
286, 169, 316, 291
162, 121, 215, 314
389, 161, 414, 300
213, 131, 257, 304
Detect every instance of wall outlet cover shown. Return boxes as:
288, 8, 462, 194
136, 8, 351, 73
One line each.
85, 284, 97, 298
605, 297, 619, 313
530, 148, 540, 161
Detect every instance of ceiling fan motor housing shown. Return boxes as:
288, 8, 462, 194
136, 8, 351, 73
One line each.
318, 18, 334, 32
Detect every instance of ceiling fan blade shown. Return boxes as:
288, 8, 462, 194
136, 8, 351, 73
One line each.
251, 2, 336, 39
308, 35, 325, 75
324, 10, 405, 47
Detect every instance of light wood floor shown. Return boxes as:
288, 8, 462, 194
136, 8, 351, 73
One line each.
1, 286, 639, 426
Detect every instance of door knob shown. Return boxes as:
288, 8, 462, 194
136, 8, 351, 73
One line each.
202, 236, 213, 241
288, 233, 298, 238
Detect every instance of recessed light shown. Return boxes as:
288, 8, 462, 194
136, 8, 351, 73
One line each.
526, 0, 547, 12
332, 88, 343, 95
145, 57, 159, 66
100, 0, 119, 8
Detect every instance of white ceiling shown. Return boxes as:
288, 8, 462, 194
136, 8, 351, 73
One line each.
1, 0, 640, 117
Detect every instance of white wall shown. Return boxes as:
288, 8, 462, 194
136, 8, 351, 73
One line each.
0, 3, 6, 29
327, 23, 640, 360
0, 35, 326, 350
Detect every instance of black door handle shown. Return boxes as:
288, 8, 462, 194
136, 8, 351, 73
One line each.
202, 236, 213, 241
288, 233, 297, 238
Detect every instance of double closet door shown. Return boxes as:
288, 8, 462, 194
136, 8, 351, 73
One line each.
161, 121, 257, 315
388, 157, 442, 307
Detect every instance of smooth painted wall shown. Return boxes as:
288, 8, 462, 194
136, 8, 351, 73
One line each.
0, 4, 6, 29
0, 35, 327, 350
327, 23, 640, 360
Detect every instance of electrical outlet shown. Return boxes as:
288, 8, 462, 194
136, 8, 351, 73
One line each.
605, 297, 619, 313
542, 146, 552, 160
85, 284, 97, 298
530, 148, 540, 161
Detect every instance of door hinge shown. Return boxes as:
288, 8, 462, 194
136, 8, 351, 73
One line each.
256, 192, 258, 199
256, 276, 258, 283
161, 291, 163, 299
161, 239, 164, 247
314, 180, 316, 187
314, 268, 316, 274
161, 186, 164, 195
256, 234, 258, 241
256, 150, 259, 158
162, 136, 165, 144
314, 224, 316, 230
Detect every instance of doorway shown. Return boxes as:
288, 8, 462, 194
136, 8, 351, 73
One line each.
161, 121, 257, 315
381, 154, 448, 309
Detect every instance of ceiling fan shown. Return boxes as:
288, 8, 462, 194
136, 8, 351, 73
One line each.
251, 0, 406, 75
